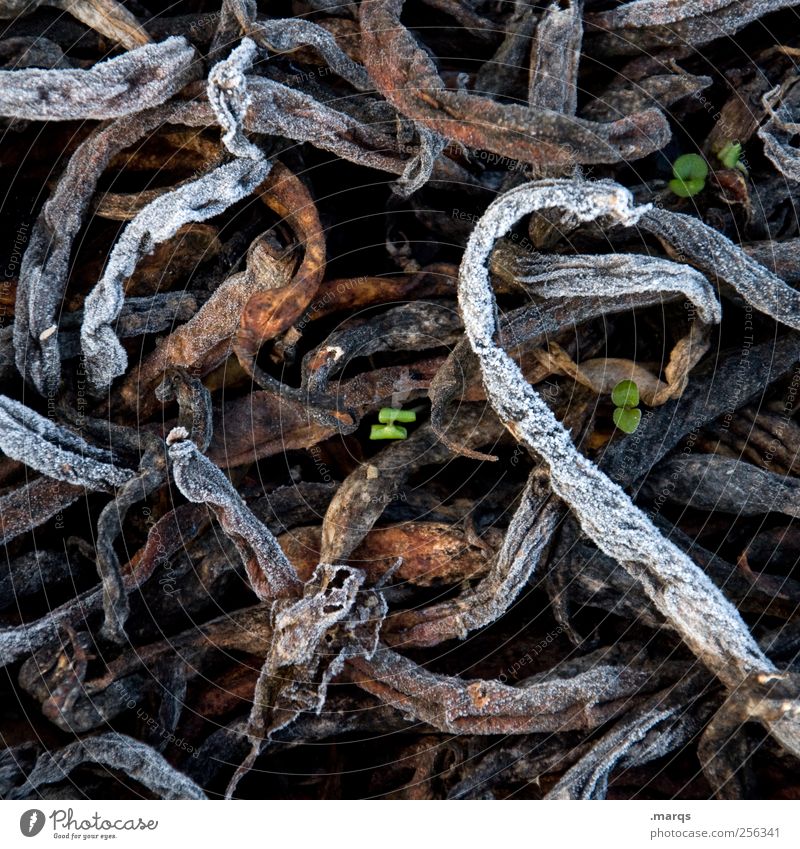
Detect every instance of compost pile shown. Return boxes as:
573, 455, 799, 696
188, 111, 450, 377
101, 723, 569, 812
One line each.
1, 0, 800, 800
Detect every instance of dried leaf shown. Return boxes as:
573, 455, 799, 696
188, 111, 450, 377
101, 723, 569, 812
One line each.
6, 734, 206, 800
207, 358, 443, 468
540, 326, 710, 406
457, 178, 776, 688
302, 301, 462, 395
227, 563, 386, 796
640, 207, 800, 331
587, 0, 800, 54
528, 0, 583, 114
385, 469, 563, 647
0, 395, 133, 488
320, 405, 504, 563
360, 0, 671, 166
349, 647, 674, 734
600, 333, 800, 487
547, 679, 710, 799
0, 37, 196, 120
96, 445, 166, 643
758, 79, 800, 183
235, 163, 327, 374
643, 455, 800, 517
168, 430, 301, 601
51, 0, 151, 49
80, 39, 271, 392
279, 521, 502, 586
14, 102, 203, 395
0, 477, 83, 547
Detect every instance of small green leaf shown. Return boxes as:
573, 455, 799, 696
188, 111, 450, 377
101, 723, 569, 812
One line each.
613, 406, 642, 434
378, 407, 417, 424
611, 379, 639, 409
669, 153, 708, 197
672, 153, 708, 181
668, 177, 705, 198
370, 424, 407, 440
717, 141, 742, 170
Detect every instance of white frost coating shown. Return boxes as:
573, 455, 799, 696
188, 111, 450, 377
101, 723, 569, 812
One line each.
591, 0, 800, 30
80, 158, 269, 389
546, 704, 694, 799
80, 39, 270, 391
640, 207, 800, 331
458, 178, 775, 687
757, 83, 800, 184
166, 426, 190, 445
168, 433, 300, 600
0, 36, 197, 121
395, 125, 448, 197
516, 253, 721, 325
206, 38, 262, 160
254, 19, 372, 92
8, 734, 206, 800
0, 395, 133, 488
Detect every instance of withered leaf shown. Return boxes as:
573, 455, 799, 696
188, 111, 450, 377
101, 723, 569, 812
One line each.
227, 563, 386, 796
0, 37, 196, 120
168, 430, 301, 601
360, 0, 671, 166
348, 647, 674, 735
587, 0, 800, 54
0, 395, 133, 489
458, 178, 776, 689
6, 734, 205, 800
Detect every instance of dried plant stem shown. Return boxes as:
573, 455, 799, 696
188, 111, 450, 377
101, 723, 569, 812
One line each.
168, 431, 301, 601
80, 39, 270, 392
0, 395, 133, 489
457, 178, 775, 688
0, 37, 196, 120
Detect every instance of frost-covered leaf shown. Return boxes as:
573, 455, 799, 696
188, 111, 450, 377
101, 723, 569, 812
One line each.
458, 178, 775, 688
6, 734, 205, 800
0, 36, 196, 120
0, 395, 133, 488
168, 431, 300, 601
80, 39, 270, 392
227, 563, 386, 796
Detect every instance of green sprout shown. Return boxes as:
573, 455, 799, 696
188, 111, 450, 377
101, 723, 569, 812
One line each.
370, 424, 407, 440
716, 141, 748, 176
611, 379, 639, 409
668, 153, 708, 198
612, 406, 642, 434
378, 407, 417, 424
611, 379, 642, 434
370, 407, 417, 440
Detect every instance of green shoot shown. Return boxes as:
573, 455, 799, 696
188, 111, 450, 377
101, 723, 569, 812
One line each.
378, 407, 417, 424
668, 153, 708, 198
370, 424, 407, 440
611, 379, 639, 409
716, 141, 748, 176
613, 407, 642, 434
611, 379, 642, 434
717, 141, 741, 169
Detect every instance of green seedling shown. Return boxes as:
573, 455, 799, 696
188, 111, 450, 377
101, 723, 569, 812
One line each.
613, 406, 642, 434
716, 141, 748, 176
370, 407, 417, 440
370, 424, 407, 440
378, 407, 417, 424
611, 379, 639, 409
611, 379, 642, 435
668, 153, 708, 197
